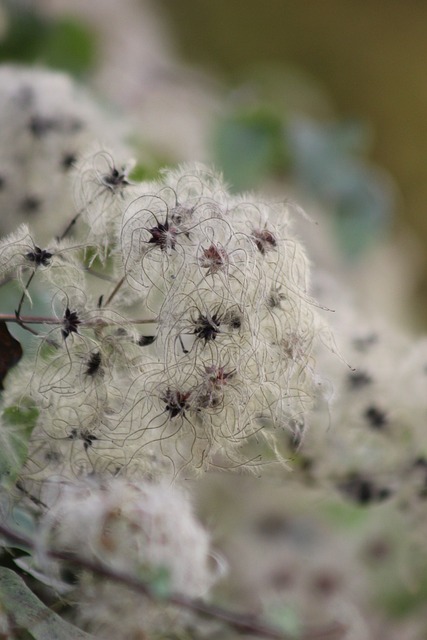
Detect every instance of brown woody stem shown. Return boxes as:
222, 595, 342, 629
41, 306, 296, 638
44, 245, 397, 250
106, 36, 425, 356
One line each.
0, 522, 345, 640
0, 314, 157, 326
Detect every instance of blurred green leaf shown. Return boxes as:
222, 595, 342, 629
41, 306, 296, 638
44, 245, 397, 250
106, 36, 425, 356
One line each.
212, 108, 288, 191
288, 117, 393, 257
14, 556, 74, 594
0, 402, 38, 486
0, 4, 96, 76
0, 568, 93, 639
129, 162, 162, 183
263, 604, 301, 637
6, 503, 36, 540
379, 571, 427, 618
322, 500, 370, 529
0, 5, 50, 62
0, 492, 36, 552
41, 17, 97, 77
142, 565, 171, 600
3, 405, 39, 429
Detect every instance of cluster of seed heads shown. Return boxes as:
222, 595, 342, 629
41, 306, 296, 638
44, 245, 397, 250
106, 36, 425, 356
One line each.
0, 156, 333, 487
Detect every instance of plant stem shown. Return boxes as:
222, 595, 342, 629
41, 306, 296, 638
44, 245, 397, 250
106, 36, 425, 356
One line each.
56, 212, 81, 242
0, 313, 158, 326
15, 270, 36, 318
0, 522, 345, 640
104, 275, 126, 306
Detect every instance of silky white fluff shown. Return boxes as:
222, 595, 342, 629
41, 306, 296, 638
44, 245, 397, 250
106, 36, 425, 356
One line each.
40, 477, 219, 638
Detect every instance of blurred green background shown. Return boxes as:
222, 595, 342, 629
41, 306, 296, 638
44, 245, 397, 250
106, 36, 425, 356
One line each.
159, 0, 427, 240
2, 0, 427, 322
158, 0, 427, 315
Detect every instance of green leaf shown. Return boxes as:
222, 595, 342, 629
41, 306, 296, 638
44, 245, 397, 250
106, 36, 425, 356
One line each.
321, 500, 370, 529
0, 486, 36, 551
0, 403, 39, 486
379, 571, 427, 618
288, 118, 392, 258
3, 405, 39, 429
40, 17, 97, 77
0, 568, 93, 639
139, 565, 171, 600
0, 5, 96, 76
14, 556, 74, 594
212, 108, 288, 191
128, 162, 162, 183
0, 5, 50, 63
263, 604, 301, 637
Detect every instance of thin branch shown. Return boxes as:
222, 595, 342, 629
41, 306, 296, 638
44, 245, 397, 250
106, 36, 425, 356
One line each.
11, 314, 60, 347
13, 312, 41, 337
0, 522, 345, 640
85, 267, 116, 283
0, 314, 158, 326
15, 481, 48, 510
56, 212, 81, 242
15, 270, 36, 318
13, 270, 47, 339
104, 275, 126, 307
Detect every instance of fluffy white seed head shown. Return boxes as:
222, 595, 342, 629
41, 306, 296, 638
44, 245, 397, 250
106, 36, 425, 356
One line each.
7, 159, 336, 486
40, 477, 219, 637
0, 65, 129, 242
